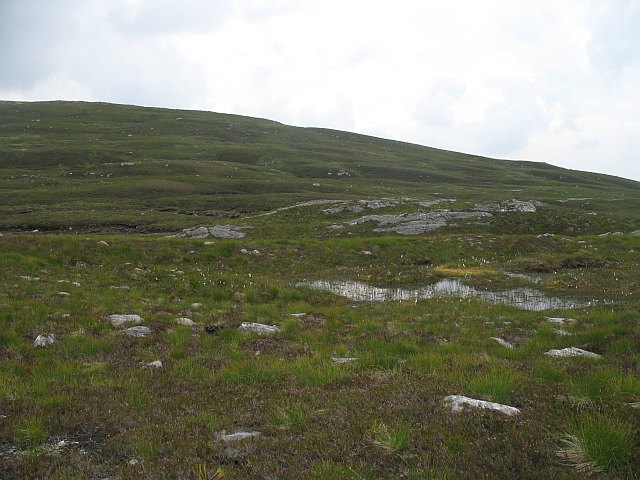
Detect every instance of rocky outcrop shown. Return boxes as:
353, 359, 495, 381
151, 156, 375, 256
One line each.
345, 211, 492, 235
444, 395, 520, 416
171, 225, 253, 239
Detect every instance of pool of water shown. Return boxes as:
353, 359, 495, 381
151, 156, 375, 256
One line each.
297, 278, 594, 311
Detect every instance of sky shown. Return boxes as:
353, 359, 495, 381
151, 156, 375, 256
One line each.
1, 0, 639, 181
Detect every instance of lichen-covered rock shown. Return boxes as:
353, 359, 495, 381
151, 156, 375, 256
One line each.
124, 326, 152, 337
34, 334, 56, 347
176, 317, 196, 326
216, 430, 262, 442
108, 314, 143, 328
346, 211, 492, 235
444, 395, 520, 416
544, 347, 601, 358
238, 322, 280, 335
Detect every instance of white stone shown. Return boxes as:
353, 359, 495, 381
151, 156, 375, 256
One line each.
444, 395, 520, 416
238, 322, 280, 335
544, 317, 576, 325
176, 317, 196, 326
96, 240, 109, 247
544, 347, 601, 358
331, 357, 358, 364
490, 337, 514, 349
553, 329, 572, 336
216, 430, 262, 442
108, 314, 143, 328
146, 360, 163, 368
57, 291, 70, 296
124, 326, 152, 337
191, 302, 203, 309
34, 334, 56, 347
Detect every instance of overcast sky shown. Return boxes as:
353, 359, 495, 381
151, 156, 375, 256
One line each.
2, 1, 639, 181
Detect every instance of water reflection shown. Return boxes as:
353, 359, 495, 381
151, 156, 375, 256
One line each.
297, 278, 591, 311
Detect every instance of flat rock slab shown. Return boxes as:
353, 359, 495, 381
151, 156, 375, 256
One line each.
124, 326, 152, 337
544, 317, 576, 325
216, 430, 261, 442
173, 225, 253, 239
545, 347, 601, 358
346, 211, 492, 235
108, 314, 143, 328
444, 395, 520, 416
238, 322, 280, 335
34, 334, 56, 347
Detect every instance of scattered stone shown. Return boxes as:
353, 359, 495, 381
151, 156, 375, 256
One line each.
545, 347, 601, 358
124, 326, 152, 338
171, 225, 253, 239
107, 314, 143, 328
537, 233, 554, 238
361, 250, 374, 256
598, 231, 623, 237
128, 459, 139, 466
146, 360, 163, 368
57, 291, 70, 296
490, 337, 514, 349
216, 430, 262, 442
289, 313, 307, 318
110, 285, 130, 290
176, 317, 196, 326
250, 249, 260, 255
96, 240, 110, 247
474, 199, 543, 213
238, 322, 280, 335
544, 317, 576, 325
331, 356, 358, 364
553, 329, 572, 336
18, 275, 40, 281
62, 313, 70, 318
34, 334, 56, 347
203, 241, 214, 245
71, 281, 81, 287
631, 229, 640, 235
191, 302, 203, 309
416, 199, 456, 207
444, 395, 520, 416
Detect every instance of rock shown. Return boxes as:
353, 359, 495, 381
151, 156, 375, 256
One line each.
57, 291, 70, 296
96, 240, 110, 247
331, 356, 358, 364
172, 225, 253, 239
71, 281, 81, 287
34, 334, 56, 347
107, 314, 143, 328
110, 285, 130, 290
346, 211, 492, 235
360, 250, 374, 256
124, 326, 152, 337
250, 249, 260, 255
630, 229, 640, 235
598, 231, 623, 237
544, 347, 601, 358
537, 233, 554, 238
146, 360, 163, 368
216, 430, 262, 442
544, 317, 576, 325
191, 303, 203, 309
490, 337, 514, 349
203, 241, 214, 245
444, 395, 520, 416
474, 199, 543, 213
238, 322, 280, 335
289, 313, 307, 318
553, 329, 572, 336
176, 317, 196, 326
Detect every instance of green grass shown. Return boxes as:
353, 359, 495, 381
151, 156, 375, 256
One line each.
0, 101, 639, 478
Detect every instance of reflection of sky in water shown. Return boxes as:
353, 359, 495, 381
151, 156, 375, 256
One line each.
298, 278, 592, 311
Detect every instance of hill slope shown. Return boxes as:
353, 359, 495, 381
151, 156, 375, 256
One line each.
0, 100, 639, 233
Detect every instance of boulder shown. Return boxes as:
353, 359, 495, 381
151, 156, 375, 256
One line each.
176, 317, 196, 326
216, 430, 262, 442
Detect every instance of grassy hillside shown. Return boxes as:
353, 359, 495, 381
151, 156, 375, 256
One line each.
1, 101, 639, 479
1, 100, 639, 233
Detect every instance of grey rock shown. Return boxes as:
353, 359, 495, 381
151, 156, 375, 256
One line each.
216, 430, 262, 442
96, 240, 110, 247
631, 229, 640, 235
108, 314, 143, 328
444, 395, 520, 416
124, 326, 152, 337
57, 291, 70, 296
331, 356, 358, 364
146, 360, 163, 368
238, 322, 280, 335
191, 302, 203, 309
474, 199, 542, 213
34, 334, 56, 347
209, 225, 252, 239
544, 316, 576, 325
346, 211, 492, 235
545, 347, 601, 358
176, 317, 196, 326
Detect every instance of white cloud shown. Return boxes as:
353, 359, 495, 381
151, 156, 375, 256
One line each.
0, 0, 639, 180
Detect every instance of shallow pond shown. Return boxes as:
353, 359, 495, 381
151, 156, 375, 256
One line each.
297, 278, 594, 311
